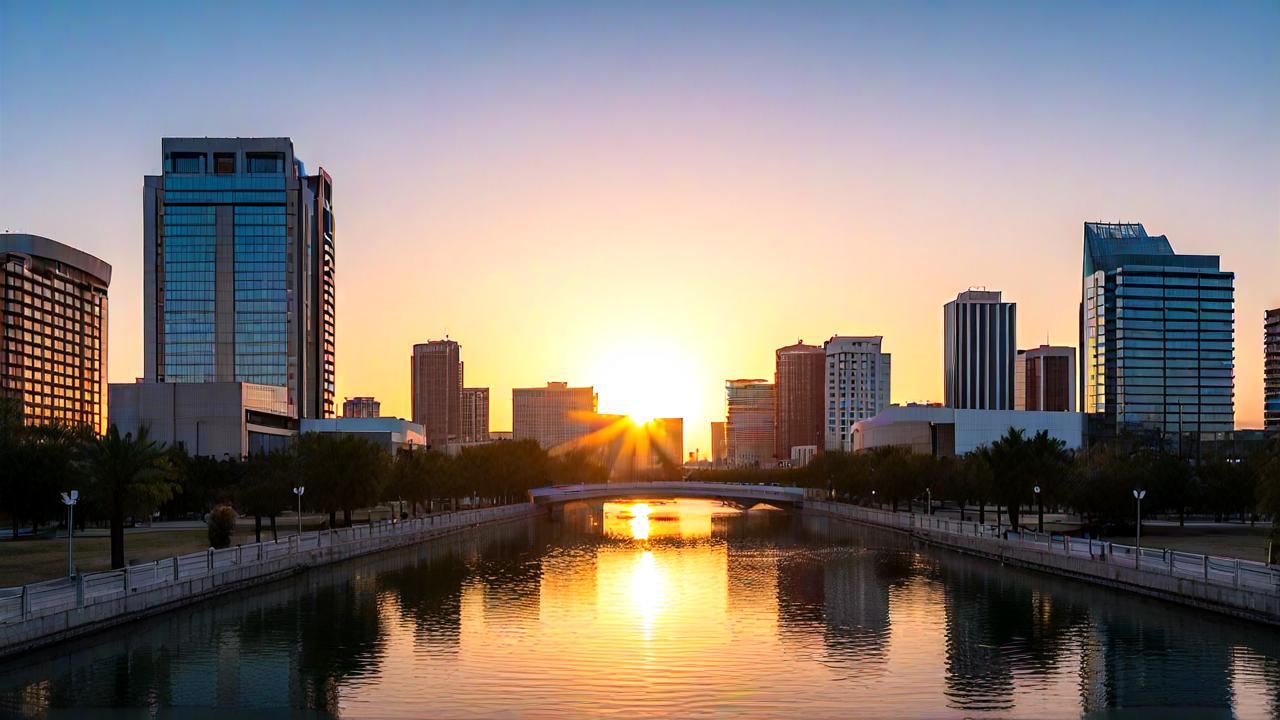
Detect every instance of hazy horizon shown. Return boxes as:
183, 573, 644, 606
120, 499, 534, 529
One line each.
2, 1, 1277, 453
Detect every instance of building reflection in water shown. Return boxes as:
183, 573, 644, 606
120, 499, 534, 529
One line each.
1, 499, 1279, 718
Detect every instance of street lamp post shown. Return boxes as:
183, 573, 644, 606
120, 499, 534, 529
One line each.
1034, 485, 1043, 533
60, 490, 79, 576
293, 486, 306, 536
1133, 489, 1147, 567
871, 490, 877, 509
925, 487, 932, 516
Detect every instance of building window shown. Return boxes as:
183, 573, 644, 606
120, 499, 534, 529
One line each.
214, 153, 236, 174
246, 152, 284, 174
167, 152, 204, 174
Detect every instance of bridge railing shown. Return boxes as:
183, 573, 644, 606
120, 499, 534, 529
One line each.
529, 481, 807, 504
0, 503, 535, 626
808, 500, 1280, 594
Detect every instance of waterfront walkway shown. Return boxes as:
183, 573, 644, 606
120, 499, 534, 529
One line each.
0, 503, 541, 658
806, 499, 1280, 625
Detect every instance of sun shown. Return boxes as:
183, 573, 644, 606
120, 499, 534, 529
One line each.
591, 343, 699, 424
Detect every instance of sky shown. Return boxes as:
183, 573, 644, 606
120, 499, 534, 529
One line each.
1, 1, 1277, 455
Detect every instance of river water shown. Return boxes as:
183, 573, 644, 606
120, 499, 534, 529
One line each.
0, 499, 1278, 719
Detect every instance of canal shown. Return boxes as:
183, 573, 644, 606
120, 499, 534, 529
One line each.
1, 498, 1278, 718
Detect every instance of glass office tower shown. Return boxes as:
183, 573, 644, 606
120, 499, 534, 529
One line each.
144, 138, 335, 419
1080, 222, 1234, 440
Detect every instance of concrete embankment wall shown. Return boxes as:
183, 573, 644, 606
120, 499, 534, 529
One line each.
803, 500, 1280, 626
0, 503, 544, 659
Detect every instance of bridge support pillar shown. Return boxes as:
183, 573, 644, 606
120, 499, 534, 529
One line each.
549, 504, 565, 523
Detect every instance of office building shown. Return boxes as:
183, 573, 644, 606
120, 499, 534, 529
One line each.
342, 396, 380, 418
1015, 345, 1076, 412
143, 137, 335, 420
301, 417, 426, 455
0, 234, 110, 432
944, 290, 1016, 410
853, 405, 1083, 457
411, 339, 461, 448
824, 336, 891, 452
1266, 309, 1280, 431
512, 382, 597, 449
461, 387, 490, 443
726, 379, 775, 467
110, 381, 295, 458
775, 341, 825, 460
649, 417, 684, 469
710, 421, 727, 466
1081, 222, 1234, 437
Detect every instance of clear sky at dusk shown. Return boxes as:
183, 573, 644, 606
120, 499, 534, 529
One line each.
2, 1, 1277, 454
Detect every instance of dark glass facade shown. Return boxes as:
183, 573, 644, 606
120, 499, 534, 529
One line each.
1080, 222, 1234, 438
0, 234, 110, 432
1266, 308, 1280, 432
144, 138, 335, 419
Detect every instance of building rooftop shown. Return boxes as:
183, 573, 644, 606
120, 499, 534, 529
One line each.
1082, 221, 1222, 275
0, 233, 112, 286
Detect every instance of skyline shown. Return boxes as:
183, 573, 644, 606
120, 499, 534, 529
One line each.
3, 2, 1278, 453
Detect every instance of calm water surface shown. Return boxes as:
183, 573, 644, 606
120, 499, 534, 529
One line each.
1, 499, 1279, 719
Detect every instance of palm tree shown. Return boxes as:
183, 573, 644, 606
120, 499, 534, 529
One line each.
83, 425, 173, 569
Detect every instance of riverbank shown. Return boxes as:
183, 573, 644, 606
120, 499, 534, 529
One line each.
804, 499, 1280, 626
0, 503, 544, 659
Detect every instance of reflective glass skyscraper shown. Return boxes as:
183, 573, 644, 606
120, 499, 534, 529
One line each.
144, 138, 335, 419
1080, 222, 1234, 439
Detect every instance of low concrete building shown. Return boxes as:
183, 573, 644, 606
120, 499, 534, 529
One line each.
109, 381, 296, 458
852, 404, 1083, 457
300, 417, 426, 455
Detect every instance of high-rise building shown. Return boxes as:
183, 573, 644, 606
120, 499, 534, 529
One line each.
0, 234, 110, 432
143, 138, 335, 420
411, 339, 461, 448
1081, 222, 1234, 438
824, 336, 891, 452
512, 382, 597, 449
775, 341, 825, 460
1015, 345, 1076, 412
710, 421, 727, 466
943, 290, 1016, 410
461, 387, 490, 443
726, 379, 775, 467
1264, 309, 1279, 431
650, 418, 684, 469
342, 396, 380, 418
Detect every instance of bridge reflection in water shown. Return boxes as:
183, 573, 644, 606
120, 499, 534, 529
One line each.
0, 498, 1278, 718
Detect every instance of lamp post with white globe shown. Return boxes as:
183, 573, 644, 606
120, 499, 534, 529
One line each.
60, 490, 79, 576
293, 486, 306, 536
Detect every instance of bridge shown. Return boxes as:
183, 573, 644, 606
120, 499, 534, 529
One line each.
528, 481, 807, 509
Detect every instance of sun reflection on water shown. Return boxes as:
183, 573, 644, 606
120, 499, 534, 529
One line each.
628, 502, 652, 541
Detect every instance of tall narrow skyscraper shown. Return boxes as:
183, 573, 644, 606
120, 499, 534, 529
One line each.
1264, 309, 1279, 431
943, 290, 1016, 410
824, 336, 891, 452
1080, 222, 1234, 438
726, 379, 775, 467
411, 339, 462, 448
775, 342, 825, 461
461, 387, 490, 443
143, 138, 335, 419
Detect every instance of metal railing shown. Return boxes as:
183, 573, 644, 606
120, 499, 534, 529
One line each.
0, 504, 534, 625
808, 500, 1280, 594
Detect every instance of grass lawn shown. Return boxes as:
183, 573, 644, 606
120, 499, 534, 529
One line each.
1102, 524, 1273, 564
0, 530, 217, 587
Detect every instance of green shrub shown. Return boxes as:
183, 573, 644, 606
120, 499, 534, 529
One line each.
208, 504, 237, 549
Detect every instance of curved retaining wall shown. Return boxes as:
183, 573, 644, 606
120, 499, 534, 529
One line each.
804, 500, 1280, 626
0, 503, 544, 659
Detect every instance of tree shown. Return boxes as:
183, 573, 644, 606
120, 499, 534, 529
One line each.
83, 425, 175, 569
296, 432, 389, 527
239, 447, 296, 541
2, 423, 85, 538
1254, 438, 1280, 563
